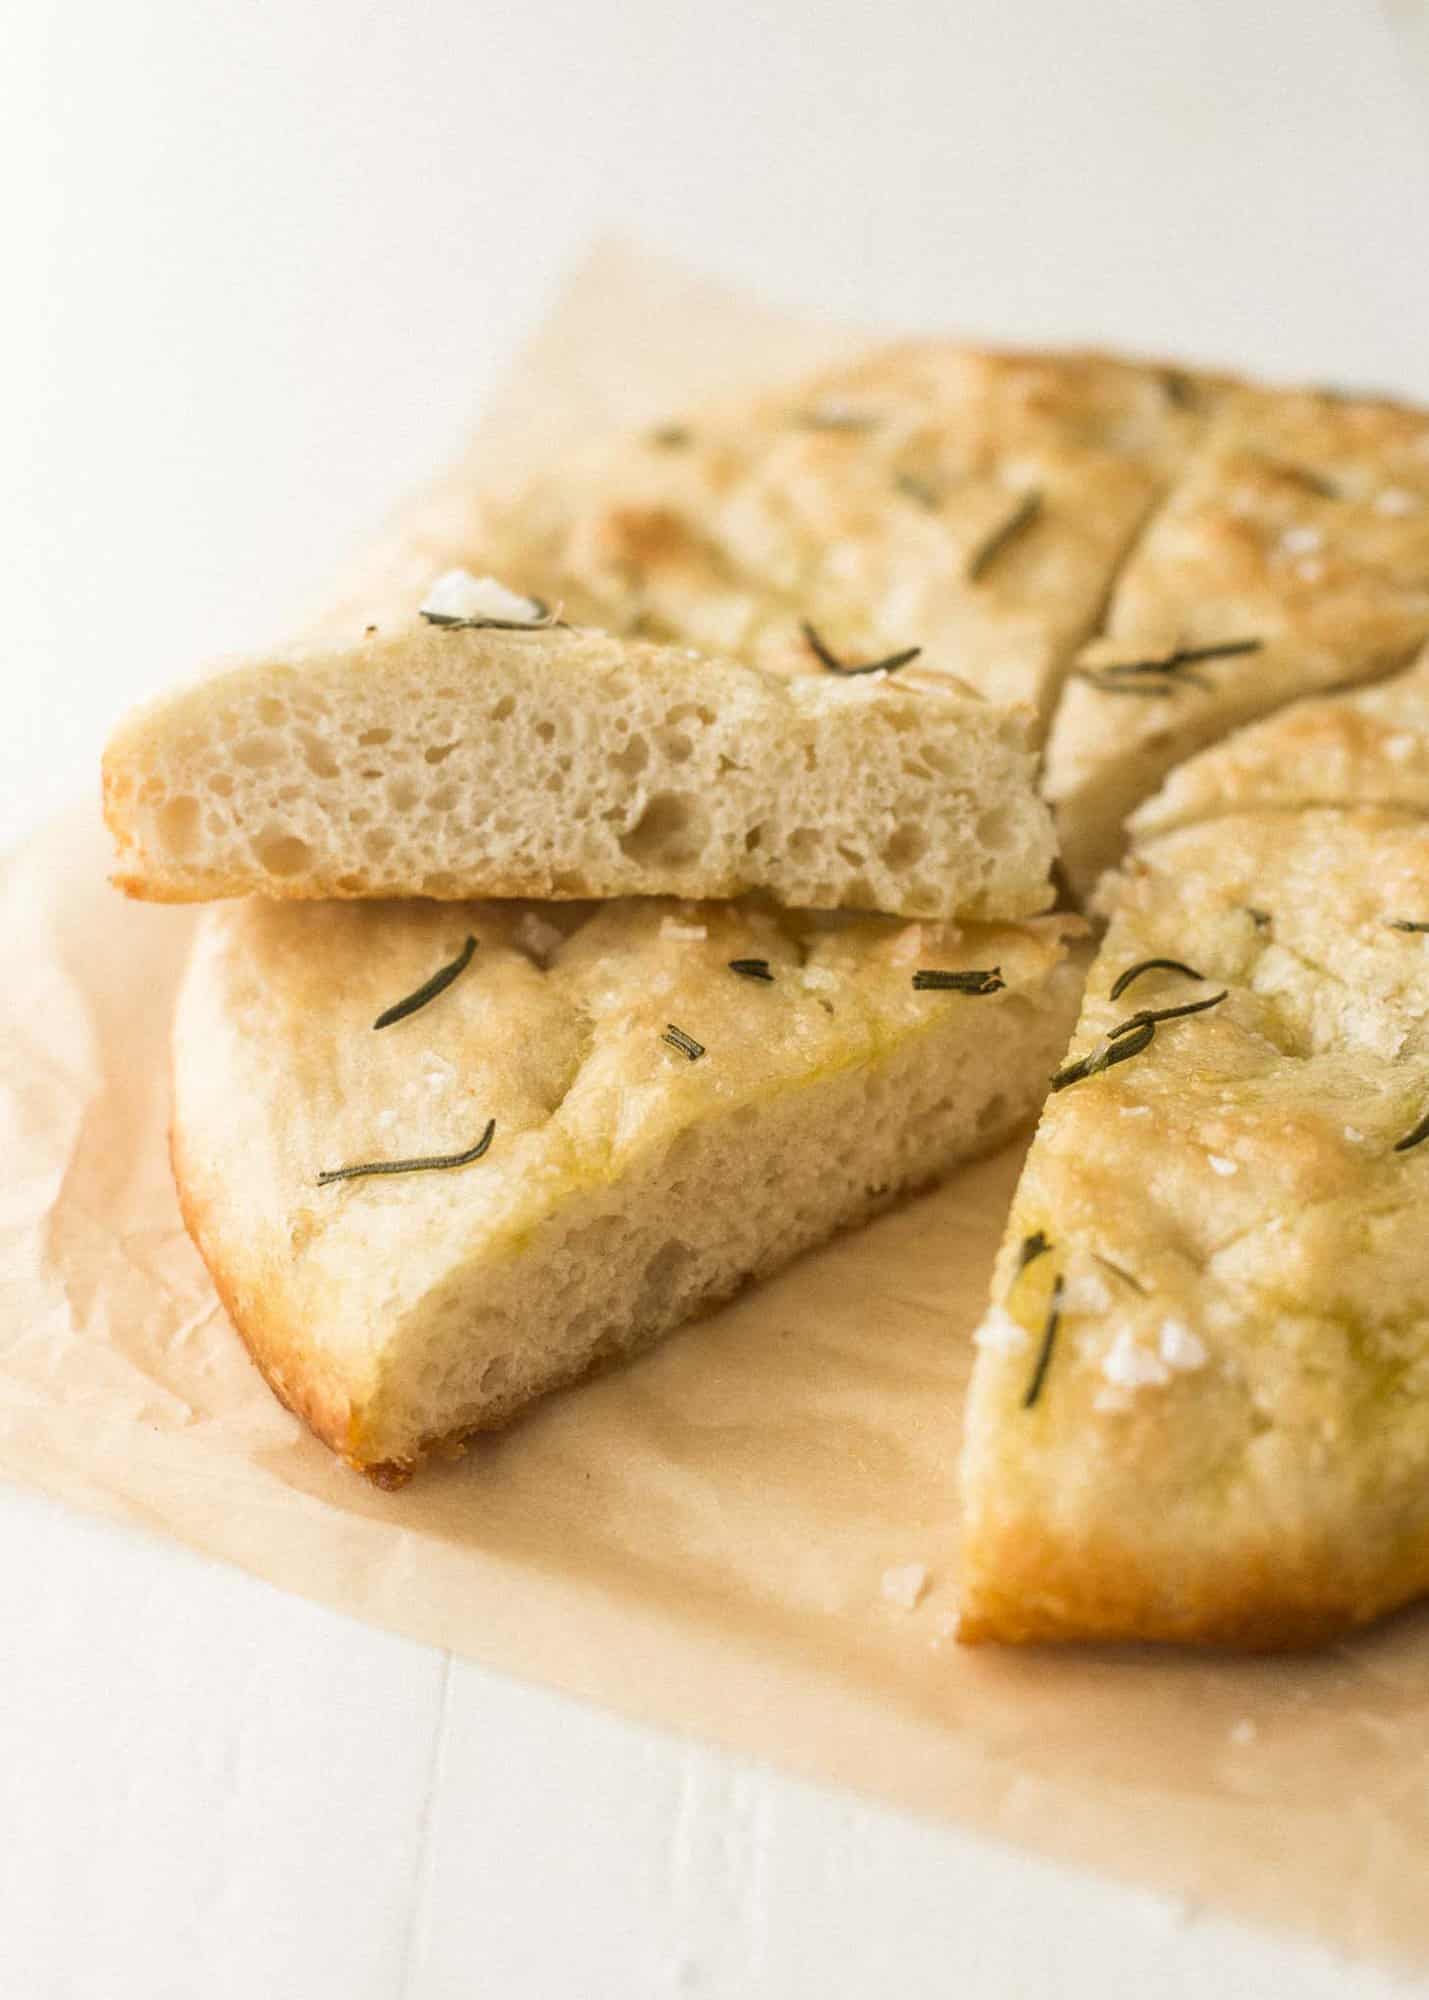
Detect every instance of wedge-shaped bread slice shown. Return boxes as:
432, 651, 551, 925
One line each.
1044, 384, 1429, 896
347, 343, 1221, 731
960, 802, 1429, 1647
173, 893, 1083, 1483
104, 621, 1057, 921
1129, 643, 1429, 842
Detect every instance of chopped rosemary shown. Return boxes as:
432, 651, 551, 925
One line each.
317, 1118, 495, 1187
1016, 1229, 1051, 1275
1050, 1016, 1156, 1093
649, 424, 692, 448
911, 967, 1005, 995
1022, 1275, 1064, 1409
364, 623, 378, 636
421, 598, 562, 632
1108, 957, 1206, 1002
1245, 907, 1272, 931
967, 490, 1043, 582
801, 621, 922, 677
1263, 458, 1339, 500
894, 470, 943, 510
662, 1024, 705, 1061
1109, 990, 1227, 1037
373, 935, 478, 1030
1160, 369, 1197, 409
1388, 920, 1429, 933
1395, 1111, 1429, 1154
1075, 637, 1263, 696
728, 957, 775, 982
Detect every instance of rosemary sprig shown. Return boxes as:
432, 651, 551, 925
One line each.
801, 621, 922, 677
894, 470, 943, 510
373, 936, 478, 1031
1108, 990, 1228, 1038
1016, 1230, 1051, 1275
1075, 637, 1263, 696
1388, 920, 1429, 933
728, 958, 775, 982
649, 424, 692, 448
1396, 1111, 1429, 1153
317, 1118, 496, 1187
1050, 1017, 1156, 1093
1022, 1275, 1064, 1409
1051, 988, 1226, 1093
662, 1024, 706, 1061
967, 490, 1043, 582
911, 967, 1005, 995
1108, 957, 1206, 1003
421, 598, 562, 632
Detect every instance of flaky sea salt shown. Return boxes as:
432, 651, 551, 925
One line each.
1207, 1153, 1238, 1177
881, 1563, 929, 1611
1159, 1318, 1208, 1372
660, 918, 708, 943
1279, 523, 1323, 556
1101, 1328, 1170, 1390
973, 1305, 1029, 1354
1374, 486, 1421, 516
419, 567, 547, 626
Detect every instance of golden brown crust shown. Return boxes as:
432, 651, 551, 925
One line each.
959, 806, 1429, 1648
1045, 385, 1429, 893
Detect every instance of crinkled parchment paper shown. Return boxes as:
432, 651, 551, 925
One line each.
4, 244, 1429, 1971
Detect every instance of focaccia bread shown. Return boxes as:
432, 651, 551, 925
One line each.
1044, 386, 1429, 896
1128, 643, 1429, 842
959, 794, 1429, 1647
173, 892, 1084, 1483
335, 342, 1222, 730
103, 618, 1055, 921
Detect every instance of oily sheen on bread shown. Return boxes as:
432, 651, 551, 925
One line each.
103, 621, 1056, 920
173, 892, 1083, 1482
1044, 385, 1429, 896
959, 755, 1429, 1646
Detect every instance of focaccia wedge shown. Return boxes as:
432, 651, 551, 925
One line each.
960, 679, 1429, 1644
103, 615, 1055, 921
174, 892, 1083, 1483
1044, 384, 1429, 896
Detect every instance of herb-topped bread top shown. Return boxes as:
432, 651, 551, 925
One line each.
1045, 386, 1429, 893
460, 342, 1225, 729
960, 776, 1429, 1647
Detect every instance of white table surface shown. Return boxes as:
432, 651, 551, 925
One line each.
7, 3, 1429, 1993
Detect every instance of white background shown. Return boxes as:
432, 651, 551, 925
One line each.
6, 3, 1429, 1994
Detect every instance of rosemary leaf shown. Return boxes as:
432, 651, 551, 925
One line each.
894, 470, 943, 510
1108, 956, 1206, 1002
1091, 1251, 1147, 1295
1395, 1110, 1429, 1154
373, 936, 478, 1031
662, 1024, 706, 1061
1022, 1275, 1064, 1409
421, 598, 562, 632
968, 490, 1043, 582
1076, 637, 1263, 696
649, 424, 692, 448
1050, 1017, 1156, 1093
1245, 907, 1272, 931
728, 958, 775, 982
1016, 1230, 1051, 1275
801, 621, 922, 677
911, 967, 1005, 995
317, 1119, 495, 1187
1108, 990, 1228, 1039
1388, 920, 1429, 933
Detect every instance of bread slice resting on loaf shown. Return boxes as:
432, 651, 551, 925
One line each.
960, 664, 1429, 1646
172, 892, 1084, 1483
105, 619, 1056, 922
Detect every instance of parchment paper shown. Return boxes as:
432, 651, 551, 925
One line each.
6, 244, 1429, 1972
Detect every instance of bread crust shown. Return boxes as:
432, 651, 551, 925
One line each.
960, 805, 1429, 1648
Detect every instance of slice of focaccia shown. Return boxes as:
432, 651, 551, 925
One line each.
174, 892, 1083, 1483
1044, 384, 1429, 896
959, 789, 1429, 1647
340, 342, 1222, 730
1128, 643, 1429, 842
104, 619, 1056, 922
